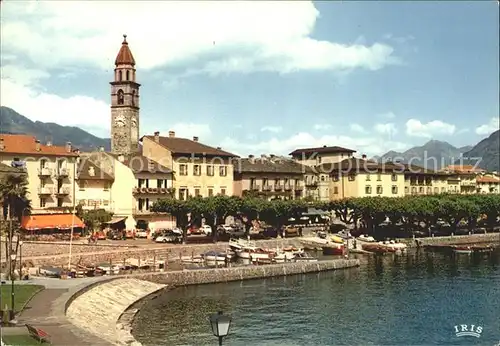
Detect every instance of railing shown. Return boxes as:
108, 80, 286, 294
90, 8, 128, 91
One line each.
57, 167, 69, 177
37, 187, 53, 194
274, 184, 283, 190
262, 185, 272, 191
284, 184, 292, 191
37, 167, 52, 176
133, 187, 173, 194
251, 184, 260, 191
55, 187, 71, 195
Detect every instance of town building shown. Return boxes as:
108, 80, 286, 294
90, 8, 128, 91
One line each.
318, 158, 406, 199
441, 165, 484, 194
476, 174, 500, 194
290, 145, 357, 201
141, 131, 238, 199
0, 134, 78, 212
402, 163, 450, 195
233, 155, 306, 199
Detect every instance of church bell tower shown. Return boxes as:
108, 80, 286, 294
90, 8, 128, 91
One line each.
110, 34, 140, 155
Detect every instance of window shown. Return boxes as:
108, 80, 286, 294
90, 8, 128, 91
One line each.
348, 174, 356, 181
377, 174, 382, 181
57, 197, 64, 207
376, 185, 383, 194
219, 166, 227, 176
220, 187, 226, 196
206, 165, 214, 176
117, 89, 124, 105
275, 178, 280, 185
317, 156, 322, 164
320, 175, 325, 182
411, 187, 417, 194
178, 188, 186, 200
405, 186, 409, 193
132, 90, 136, 106
391, 174, 397, 181
179, 164, 188, 176
332, 174, 339, 182
208, 188, 214, 197
366, 174, 371, 181
333, 186, 339, 194
104, 182, 110, 191
262, 178, 268, 187
392, 186, 398, 194
193, 165, 201, 176
40, 198, 46, 208
79, 181, 87, 191
118, 71, 122, 81
40, 159, 47, 169
157, 180, 163, 188
126, 70, 130, 81
441, 187, 446, 192
194, 188, 201, 197
295, 179, 300, 186
138, 198, 144, 210
365, 186, 372, 194
434, 187, 439, 194
419, 187, 424, 193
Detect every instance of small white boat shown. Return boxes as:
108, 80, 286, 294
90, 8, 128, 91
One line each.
181, 256, 204, 264
236, 246, 275, 260
357, 234, 376, 242
229, 238, 256, 251
453, 246, 473, 255
294, 252, 318, 262
202, 251, 227, 262
382, 240, 408, 253
97, 264, 121, 275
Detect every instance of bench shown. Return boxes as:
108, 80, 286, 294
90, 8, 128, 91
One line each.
25, 324, 50, 343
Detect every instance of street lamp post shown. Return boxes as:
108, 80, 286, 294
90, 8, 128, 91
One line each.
10, 253, 17, 319
208, 311, 232, 345
19, 241, 23, 280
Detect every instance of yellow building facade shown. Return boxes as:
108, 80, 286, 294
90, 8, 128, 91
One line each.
0, 134, 78, 212
141, 131, 237, 199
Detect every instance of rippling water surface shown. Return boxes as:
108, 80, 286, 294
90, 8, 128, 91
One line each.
133, 250, 500, 345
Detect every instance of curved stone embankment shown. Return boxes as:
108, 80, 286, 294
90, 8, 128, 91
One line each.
400, 233, 500, 247
128, 258, 360, 285
66, 278, 165, 346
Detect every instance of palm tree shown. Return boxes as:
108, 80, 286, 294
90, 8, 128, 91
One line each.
0, 173, 30, 280
0, 173, 31, 222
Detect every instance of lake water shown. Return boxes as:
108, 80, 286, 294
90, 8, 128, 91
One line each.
133, 250, 500, 345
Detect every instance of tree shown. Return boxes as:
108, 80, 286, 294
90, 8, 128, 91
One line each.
0, 173, 31, 280
80, 209, 113, 232
150, 198, 190, 243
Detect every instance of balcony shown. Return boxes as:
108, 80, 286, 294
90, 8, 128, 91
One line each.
284, 184, 292, 191
38, 187, 53, 195
55, 187, 71, 195
133, 187, 174, 195
38, 167, 52, 176
274, 184, 283, 191
461, 181, 476, 187
251, 184, 260, 191
57, 167, 69, 177
262, 185, 272, 191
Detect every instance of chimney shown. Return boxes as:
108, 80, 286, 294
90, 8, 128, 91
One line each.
99, 146, 104, 152
0, 138, 4, 151
261, 154, 266, 159
35, 140, 41, 152
216, 146, 221, 150
148, 159, 155, 171
46, 140, 52, 147
66, 141, 72, 153
248, 154, 254, 159
154, 131, 160, 143
73, 148, 80, 155
168, 131, 175, 138
193, 136, 199, 142
270, 154, 275, 158
362, 154, 367, 159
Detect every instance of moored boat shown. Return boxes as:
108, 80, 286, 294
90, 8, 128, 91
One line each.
322, 243, 345, 255
453, 246, 473, 254
294, 252, 318, 262
236, 246, 275, 260
202, 251, 227, 262
361, 243, 396, 254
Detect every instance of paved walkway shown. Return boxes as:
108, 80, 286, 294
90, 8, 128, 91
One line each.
7, 277, 112, 346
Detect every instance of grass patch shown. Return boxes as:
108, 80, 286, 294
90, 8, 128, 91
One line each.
2, 334, 50, 345
0, 285, 43, 312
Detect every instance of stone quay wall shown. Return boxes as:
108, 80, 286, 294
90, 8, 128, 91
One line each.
127, 258, 360, 286
66, 278, 165, 346
8, 238, 303, 267
399, 233, 500, 247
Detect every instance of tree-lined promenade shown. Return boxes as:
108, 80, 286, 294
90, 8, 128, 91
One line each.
151, 194, 500, 241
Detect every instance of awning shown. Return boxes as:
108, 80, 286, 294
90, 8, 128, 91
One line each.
21, 214, 85, 231
105, 217, 127, 224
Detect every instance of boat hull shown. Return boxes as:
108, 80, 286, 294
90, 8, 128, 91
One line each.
322, 245, 345, 256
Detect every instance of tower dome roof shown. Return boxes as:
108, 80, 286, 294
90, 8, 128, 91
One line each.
115, 34, 136, 66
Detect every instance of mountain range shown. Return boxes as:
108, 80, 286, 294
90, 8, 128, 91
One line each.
1, 106, 498, 172
375, 140, 474, 170
0, 106, 111, 152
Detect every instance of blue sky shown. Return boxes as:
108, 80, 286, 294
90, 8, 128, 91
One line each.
1, 1, 498, 156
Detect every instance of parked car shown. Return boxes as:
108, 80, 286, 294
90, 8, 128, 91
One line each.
155, 229, 183, 243
200, 225, 212, 235
135, 230, 148, 238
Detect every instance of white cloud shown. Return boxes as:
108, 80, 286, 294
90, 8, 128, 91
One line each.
475, 117, 499, 135
219, 132, 409, 158
313, 124, 332, 130
374, 123, 397, 136
261, 126, 282, 133
349, 123, 366, 133
405, 119, 456, 138
378, 112, 396, 119
2, 1, 397, 75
